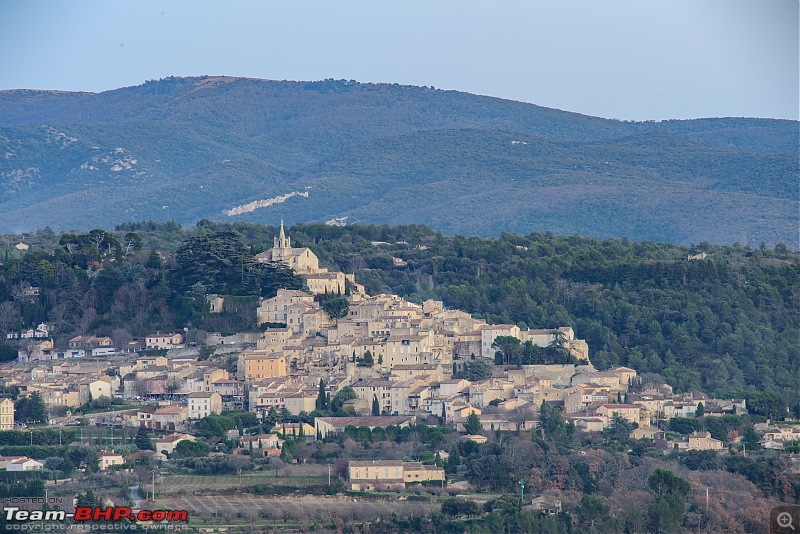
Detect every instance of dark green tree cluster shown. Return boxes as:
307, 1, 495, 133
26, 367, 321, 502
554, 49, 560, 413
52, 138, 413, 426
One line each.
537, 401, 576, 450
0, 225, 305, 351
460, 359, 493, 381
14, 393, 48, 424
648, 469, 691, 533
135, 426, 154, 450
194, 415, 238, 439
329, 386, 357, 415
173, 440, 211, 458
0, 428, 73, 446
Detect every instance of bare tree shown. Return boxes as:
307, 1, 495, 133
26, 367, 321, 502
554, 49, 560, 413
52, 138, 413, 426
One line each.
10, 283, 29, 303
507, 406, 536, 434
185, 328, 208, 346
166, 378, 181, 394
267, 456, 284, 477
134, 465, 157, 499
0, 301, 19, 332
79, 307, 97, 334
349, 255, 367, 272
134, 380, 150, 398
229, 456, 251, 477
48, 301, 74, 335
111, 328, 133, 347
501, 439, 538, 478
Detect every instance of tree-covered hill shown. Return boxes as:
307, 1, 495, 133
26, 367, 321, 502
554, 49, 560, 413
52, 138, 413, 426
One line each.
0, 77, 796, 247
1, 221, 797, 417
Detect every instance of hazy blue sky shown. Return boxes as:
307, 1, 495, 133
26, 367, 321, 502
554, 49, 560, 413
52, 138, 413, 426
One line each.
1, 0, 797, 120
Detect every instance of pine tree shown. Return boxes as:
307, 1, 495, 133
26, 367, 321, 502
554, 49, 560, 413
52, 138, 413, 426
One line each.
362, 350, 374, 366
372, 396, 380, 416
464, 412, 482, 435
135, 426, 154, 451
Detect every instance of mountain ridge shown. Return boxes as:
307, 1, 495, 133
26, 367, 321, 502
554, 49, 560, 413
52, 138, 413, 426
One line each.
0, 76, 796, 246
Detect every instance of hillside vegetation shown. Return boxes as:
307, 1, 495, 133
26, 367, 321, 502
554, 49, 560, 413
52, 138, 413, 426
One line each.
0, 76, 797, 247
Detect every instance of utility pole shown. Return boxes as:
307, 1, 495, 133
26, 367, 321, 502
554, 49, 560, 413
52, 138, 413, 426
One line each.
519, 479, 524, 508
152, 471, 155, 503
705, 486, 709, 512
328, 464, 331, 486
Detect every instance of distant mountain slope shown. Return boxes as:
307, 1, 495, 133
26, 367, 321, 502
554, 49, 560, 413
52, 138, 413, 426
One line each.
0, 76, 796, 246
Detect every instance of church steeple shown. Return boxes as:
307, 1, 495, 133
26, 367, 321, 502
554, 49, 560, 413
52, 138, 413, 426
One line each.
274, 220, 291, 254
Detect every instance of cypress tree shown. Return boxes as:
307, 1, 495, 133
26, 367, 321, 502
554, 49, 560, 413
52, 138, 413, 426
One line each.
316, 379, 327, 411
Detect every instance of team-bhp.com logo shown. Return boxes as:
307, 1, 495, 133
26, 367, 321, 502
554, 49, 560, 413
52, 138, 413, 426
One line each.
5, 506, 188, 523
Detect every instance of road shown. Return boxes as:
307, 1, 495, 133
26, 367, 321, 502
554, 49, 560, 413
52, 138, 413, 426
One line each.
129, 485, 143, 509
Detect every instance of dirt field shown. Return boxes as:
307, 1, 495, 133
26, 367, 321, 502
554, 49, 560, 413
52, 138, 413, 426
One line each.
157, 493, 440, 522
157, 472, 328, 495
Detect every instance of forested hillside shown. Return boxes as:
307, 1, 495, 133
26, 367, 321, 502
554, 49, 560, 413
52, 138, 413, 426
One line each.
1, 221, 797, 417
0, 76, 796, 247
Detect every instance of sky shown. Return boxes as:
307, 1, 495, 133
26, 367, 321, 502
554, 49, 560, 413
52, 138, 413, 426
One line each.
0, 0, 797, 121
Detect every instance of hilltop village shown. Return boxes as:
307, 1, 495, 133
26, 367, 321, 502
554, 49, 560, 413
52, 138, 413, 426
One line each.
0, 224, 797, 533
2, 227, 772, 453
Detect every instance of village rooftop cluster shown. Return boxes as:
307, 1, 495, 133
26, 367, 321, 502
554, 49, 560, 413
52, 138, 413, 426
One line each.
1, 225, 796, 490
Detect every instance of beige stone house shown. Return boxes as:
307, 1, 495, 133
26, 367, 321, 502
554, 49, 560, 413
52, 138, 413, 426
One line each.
348, 460, 444, 491
241, 351, 287, 380
187, 392, 222, 419
17, 340, 55, 363
98, 451, 124, 470
138, 404, 189, 431
0, 399, 14, 430
155, 433, 196, 455
145, 333, 183, 350
673, 431, 724, 451
257, 289, 315, 325
480, 324, 521, 358
596, 404, 641, 424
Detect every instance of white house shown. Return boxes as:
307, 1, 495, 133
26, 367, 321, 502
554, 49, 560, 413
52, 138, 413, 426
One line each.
7, 458, 44, 471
